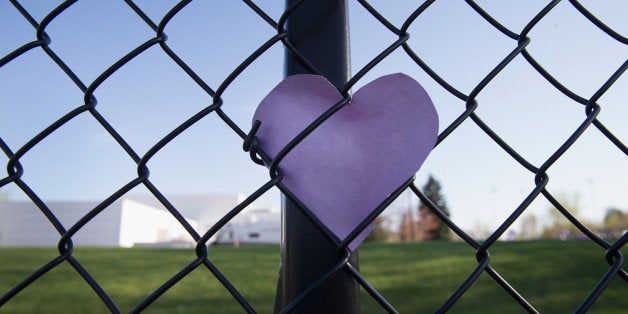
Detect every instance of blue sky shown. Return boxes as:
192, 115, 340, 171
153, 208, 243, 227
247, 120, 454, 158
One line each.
1, 1, 626, 234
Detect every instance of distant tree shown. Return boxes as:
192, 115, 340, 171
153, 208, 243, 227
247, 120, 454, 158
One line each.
519, 213, 540, 240
418, 175, 451, 240
0, 190, 9, 204
470, 222, 492, 239
603, 207, 627, 238
541, 192, 583, 239
416, 205, 440, 240
397, 211, 416, 242
365, 216, 392, 242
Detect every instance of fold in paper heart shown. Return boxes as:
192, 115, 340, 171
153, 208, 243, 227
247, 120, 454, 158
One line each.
253, 73, 438, 250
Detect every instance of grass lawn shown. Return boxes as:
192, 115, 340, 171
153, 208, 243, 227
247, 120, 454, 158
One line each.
0, 240, 625, 313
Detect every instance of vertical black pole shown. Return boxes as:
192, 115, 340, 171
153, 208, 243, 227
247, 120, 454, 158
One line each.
274, 1, 359, 313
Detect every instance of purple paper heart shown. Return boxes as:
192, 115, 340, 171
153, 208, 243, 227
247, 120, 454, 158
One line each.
253, 73, 438, 250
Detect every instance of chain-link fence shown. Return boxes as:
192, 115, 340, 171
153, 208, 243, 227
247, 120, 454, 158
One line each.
1, 0, 626, 313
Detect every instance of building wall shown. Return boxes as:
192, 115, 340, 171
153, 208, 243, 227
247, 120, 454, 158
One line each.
119, 199, 198, 247
215, 207, 281, 245
234, 221, 281, 244
124, 194, 243, 233
0, 201, 122, 247
0, 195, 277, 247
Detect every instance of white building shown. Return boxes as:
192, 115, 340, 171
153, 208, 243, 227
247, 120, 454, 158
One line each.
215, 207, 281, 245
0, 194, 279, 247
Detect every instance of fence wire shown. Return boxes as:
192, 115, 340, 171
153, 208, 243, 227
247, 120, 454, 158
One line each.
0, 0, 626, 313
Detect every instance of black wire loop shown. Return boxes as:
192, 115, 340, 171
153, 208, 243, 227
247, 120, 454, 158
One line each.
243, 120, 265, 166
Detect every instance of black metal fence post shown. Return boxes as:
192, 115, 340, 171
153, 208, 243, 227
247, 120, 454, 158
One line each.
274, 1, 360, 313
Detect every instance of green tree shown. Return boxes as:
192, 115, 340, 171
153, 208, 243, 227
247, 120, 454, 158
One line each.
365, 216, 392, 242
603, 207, 627, 238
397, 210, 417, 242
541, 192, 583, 239
419, 174, 451, 240
519, 213, 540, 240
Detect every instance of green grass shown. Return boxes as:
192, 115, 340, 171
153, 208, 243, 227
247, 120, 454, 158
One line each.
0, 241, 625, 313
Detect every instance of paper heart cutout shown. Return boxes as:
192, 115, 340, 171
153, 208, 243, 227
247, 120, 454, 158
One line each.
253, 73, 438, 250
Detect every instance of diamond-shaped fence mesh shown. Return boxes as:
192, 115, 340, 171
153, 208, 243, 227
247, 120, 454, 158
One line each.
0, 0, 626, 313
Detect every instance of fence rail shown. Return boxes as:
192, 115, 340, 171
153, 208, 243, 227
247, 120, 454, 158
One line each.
1, 0, 626, 313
